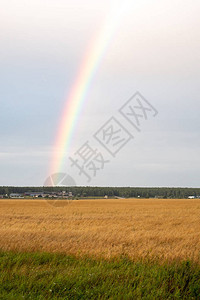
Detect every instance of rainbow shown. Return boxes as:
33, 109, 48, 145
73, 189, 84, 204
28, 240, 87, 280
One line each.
50, 3, 130, 176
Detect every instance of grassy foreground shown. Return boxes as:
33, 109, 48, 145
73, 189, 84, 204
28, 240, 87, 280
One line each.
0, 251, 199, 299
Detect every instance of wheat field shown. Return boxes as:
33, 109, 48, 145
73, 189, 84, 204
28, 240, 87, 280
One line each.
0, 198, 199, 262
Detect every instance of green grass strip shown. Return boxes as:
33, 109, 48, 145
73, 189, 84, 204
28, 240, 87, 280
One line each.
0, 251, 199, 299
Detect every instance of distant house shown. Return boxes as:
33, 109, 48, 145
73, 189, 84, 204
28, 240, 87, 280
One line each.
10, 193, 24, 199
30, 192, 45, 198
68, 192, 73, 197
24, 192, 31, 197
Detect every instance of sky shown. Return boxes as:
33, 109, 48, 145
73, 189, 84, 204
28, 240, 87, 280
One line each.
0, 0, 200, 187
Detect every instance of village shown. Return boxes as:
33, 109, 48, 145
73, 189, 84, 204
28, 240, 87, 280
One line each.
0, 191, 73, 199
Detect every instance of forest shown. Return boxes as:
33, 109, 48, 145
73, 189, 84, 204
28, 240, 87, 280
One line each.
0, 186, 200, 199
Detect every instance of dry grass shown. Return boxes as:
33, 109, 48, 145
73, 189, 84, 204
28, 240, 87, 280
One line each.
0, 198, 200, 262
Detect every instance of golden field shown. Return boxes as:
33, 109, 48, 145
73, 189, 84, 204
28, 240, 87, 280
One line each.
0, 198, 200, 262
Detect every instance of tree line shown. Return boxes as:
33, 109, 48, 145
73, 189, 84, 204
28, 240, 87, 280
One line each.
0, 186, 200, 199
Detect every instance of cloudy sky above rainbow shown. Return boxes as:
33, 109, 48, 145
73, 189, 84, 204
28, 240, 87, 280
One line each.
0, 0, 200, 187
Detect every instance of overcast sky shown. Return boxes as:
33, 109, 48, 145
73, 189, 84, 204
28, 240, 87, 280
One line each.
0, 0, 200, 187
